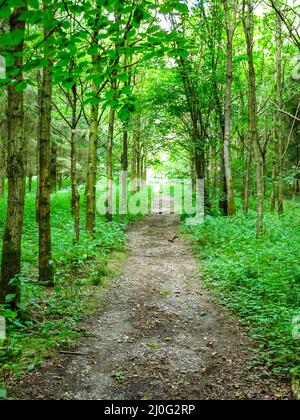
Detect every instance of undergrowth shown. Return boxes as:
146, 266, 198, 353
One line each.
0, 180, 137, 396
185, 199, 300, 379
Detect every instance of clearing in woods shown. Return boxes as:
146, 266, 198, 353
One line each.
9, 213, 290, 400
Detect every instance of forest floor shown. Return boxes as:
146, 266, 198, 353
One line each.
8, 213, 291, 400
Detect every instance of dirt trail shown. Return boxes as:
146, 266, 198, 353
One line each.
10, 214, 290, 400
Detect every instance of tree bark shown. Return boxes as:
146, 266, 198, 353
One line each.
211, 142, 217, 204
70, 84, 80, 242
219, 139, 228, 216
85, 55, 100, 235
275, 15, 284, 214
28, 170, 33, 193
38, 5, 54, 284
243, 148, 252, 214
223, 0, 236, 216
243, 0, 264, 236
269, 164, 276, 211
106, 103, 116, 222
121, 121, 129, 213
131, 113, 141, 192
0, 4, 27, 306
36, 70, 42, 222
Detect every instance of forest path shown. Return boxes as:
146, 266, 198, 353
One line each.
10, 214, 289, 400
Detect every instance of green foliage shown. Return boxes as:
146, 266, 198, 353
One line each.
185, 200, 300, 378
0, 184, 135, 379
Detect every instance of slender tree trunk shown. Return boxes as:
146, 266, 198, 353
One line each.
223, 0, 236, 216
142, 140, 148, 182
71, 126, 80, 242
28, 170, 33, 193
219, 139, 228, 216
85, 102, 99, 233
135, 115, 141, 190
211, 142, 217, 204
243, 0, 264, 236
244, 148, 252, 214
190, 148, 197, 195
213, 86, 228, 215
70, 84, 80, 242
131, 113, 141, 192
121, 122, 129, 173
71, 129, 77, 213
36, 70, 42, 222
58, 174, 63, 190
121, 121, 129, 213
85, 57, 100, 234
276, 15, 284, 214
38, 1, 55, 285
269, 165, 276, 211
131, 145, 137, 193
38, 57, 54, 285
0, 4, 27, 306
106, 103, 115, 222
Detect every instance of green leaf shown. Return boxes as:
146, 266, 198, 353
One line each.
175, 2, 189, 14
0, 6, 11, 19
5, 293, 16, 303
173, 49, 189, 58
4, 309, 17, 319
12, 0, 25, 7
29, 0, 39, 8
15, 81, 28, 92
121, 85, 131, 95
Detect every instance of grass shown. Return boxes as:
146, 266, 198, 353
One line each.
0, 179, 138, 393
184, 198, 300, 379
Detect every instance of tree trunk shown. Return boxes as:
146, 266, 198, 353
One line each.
211, 142, 217, 205
190, 148, 197, 195
223, 0, 236, 216
131, 113, 141, 193
213, 84, 228, 215
38, 12, 54, 285
70, 84, 80, 242
219, 139, 228, 216
269, 164, 276, 211
243, 148, 252, 214
275, 15, 284, 214
135, 116, 141, 190
121, 121, 129, 213
106, 104, 115, 222
36, 69, 42, 222
142, 140, 148, 182
85, 57, 100, 235
28, 170, 33, 193
58, 174, 63, 190
243, 0, 264, 236
71, 126, 80, 242
0, 4, 27, 307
